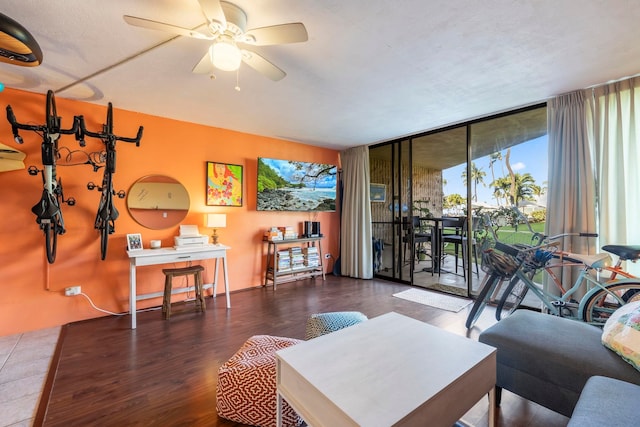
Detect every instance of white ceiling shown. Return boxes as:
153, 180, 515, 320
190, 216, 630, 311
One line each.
2, 0, 640, 151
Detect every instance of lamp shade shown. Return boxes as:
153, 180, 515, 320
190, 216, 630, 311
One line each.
210, 38, 241, 71
206, 213, 227, 228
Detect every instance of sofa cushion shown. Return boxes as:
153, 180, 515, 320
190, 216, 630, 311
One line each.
568, 376, 640, 426
602, 300, 640, 371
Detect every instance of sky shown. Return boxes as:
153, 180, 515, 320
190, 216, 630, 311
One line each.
443, 135, 548, 205
261, 157, 337, 189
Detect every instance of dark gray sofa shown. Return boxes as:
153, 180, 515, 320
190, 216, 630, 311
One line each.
478, 309, 640, 418
567, 375, 640, 426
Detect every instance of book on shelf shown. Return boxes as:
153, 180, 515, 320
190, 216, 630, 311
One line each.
264, 229, 283, 241
278, 226, 298, 240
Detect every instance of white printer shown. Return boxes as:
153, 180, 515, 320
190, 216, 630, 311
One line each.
174, 224, 209, 248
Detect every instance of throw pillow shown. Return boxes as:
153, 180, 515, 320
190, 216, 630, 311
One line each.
602, 300, 640, 371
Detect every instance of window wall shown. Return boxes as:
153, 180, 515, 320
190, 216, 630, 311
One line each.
370, 104, 547, 298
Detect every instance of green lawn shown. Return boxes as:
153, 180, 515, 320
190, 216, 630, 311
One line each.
437, 221, 548, 282
494, 221, 545, 246
442, 221, 546, 257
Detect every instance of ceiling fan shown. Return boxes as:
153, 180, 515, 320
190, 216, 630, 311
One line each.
123, 0, 307, 81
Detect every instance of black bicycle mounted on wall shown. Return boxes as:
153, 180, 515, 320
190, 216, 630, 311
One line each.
76, 103, 143, 260
6, 90, 80, 263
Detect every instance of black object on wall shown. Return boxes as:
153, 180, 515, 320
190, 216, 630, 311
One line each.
303, 221, 321, 238
0, 13, 43, 67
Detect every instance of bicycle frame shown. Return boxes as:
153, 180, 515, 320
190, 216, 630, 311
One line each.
543, 252, 636, 296
506, 251, 638, 323
470, 208, 640, 327
76, 103, 142, 259
6, 90, 79, 263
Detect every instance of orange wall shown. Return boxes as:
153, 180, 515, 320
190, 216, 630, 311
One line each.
0, 88, 340, 336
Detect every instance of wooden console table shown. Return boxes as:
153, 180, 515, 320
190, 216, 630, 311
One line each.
126, 244, 230, 329
263, 237, 325, 290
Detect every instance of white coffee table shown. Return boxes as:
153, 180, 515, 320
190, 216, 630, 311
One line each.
276, 312, 496, 427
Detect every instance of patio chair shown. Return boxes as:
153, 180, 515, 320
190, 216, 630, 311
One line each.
402, 216, 434, 275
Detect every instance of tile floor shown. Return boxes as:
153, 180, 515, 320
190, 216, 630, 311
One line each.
0, 326, 60, 427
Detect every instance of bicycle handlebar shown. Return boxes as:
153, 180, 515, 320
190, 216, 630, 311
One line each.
6, 105, 80, 143
579, 232, 598, 237
75, 115, 143, 147
481, 208, 598, 257
507, 205, 598, 241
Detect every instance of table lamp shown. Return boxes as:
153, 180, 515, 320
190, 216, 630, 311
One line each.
206, 213, 226, 245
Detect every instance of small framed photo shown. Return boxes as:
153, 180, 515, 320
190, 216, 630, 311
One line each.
370, 183, 386, 203
127, 233, 143, 251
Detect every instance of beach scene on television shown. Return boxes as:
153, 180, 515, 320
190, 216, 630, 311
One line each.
257, 157, 337, 211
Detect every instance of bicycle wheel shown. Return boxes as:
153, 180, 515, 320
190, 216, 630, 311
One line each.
43, 221, 57, 264
97, 186, 114, 260
466, 272, 503, 329
495, 275, 531, 321
580, 281, 640, 325
100, 219, 109, 260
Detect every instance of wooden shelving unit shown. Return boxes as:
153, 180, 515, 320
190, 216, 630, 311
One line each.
263, 237, 325, 289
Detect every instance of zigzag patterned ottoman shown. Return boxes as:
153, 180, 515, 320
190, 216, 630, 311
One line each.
216, 335, 303, 427
305, 311, 368, 340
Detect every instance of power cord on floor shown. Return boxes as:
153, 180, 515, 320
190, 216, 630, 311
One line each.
78, 293, 127, 316
56, 288, 162, 316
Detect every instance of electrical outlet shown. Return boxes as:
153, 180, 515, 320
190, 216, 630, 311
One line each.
324, 253, 331, 259
65, 286, 81, 296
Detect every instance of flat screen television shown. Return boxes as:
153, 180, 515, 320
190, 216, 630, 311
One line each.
257, 157, 337, 211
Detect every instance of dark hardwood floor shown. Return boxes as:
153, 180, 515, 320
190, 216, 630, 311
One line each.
37, 276, 569, 426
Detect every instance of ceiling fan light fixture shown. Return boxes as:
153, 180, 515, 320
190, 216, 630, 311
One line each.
210, 37, 241, 71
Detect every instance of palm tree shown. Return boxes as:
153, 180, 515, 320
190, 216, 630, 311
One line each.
462, 162, 486, 202
488, 151, 502, 205
492, 173, 537, 206
512, 173, 537, 205
488, 151, 502, 183
492, 176, 511, 206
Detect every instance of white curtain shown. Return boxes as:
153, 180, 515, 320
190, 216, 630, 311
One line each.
340, 145, 373, 279
546, 91, 597, 292
589, 77, 640, 275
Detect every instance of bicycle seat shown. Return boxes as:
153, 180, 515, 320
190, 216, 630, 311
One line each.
31, 193, 60, 220
558, 252, 612, 269
99, 204, 119, 221
602, 244, 640, 262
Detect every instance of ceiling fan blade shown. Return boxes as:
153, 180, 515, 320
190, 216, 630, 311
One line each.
241, 50, 286, 81
123, 15, 212, 39
192, 51, 214, 74
244, 23, 308, 46
198, 0, 226, 28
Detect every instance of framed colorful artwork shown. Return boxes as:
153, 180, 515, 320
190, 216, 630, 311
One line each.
206, 161, 243, 206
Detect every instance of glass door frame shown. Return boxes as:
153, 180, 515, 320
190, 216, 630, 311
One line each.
371, 102, 547, 298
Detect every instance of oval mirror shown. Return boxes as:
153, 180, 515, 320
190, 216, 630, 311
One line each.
127, 175, 190, 229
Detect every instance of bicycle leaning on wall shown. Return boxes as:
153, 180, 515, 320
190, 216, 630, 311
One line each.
495, 209, 640, 323
75, 102, 143, 260
465, 209, 640, 328
6, 90, 80, 263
